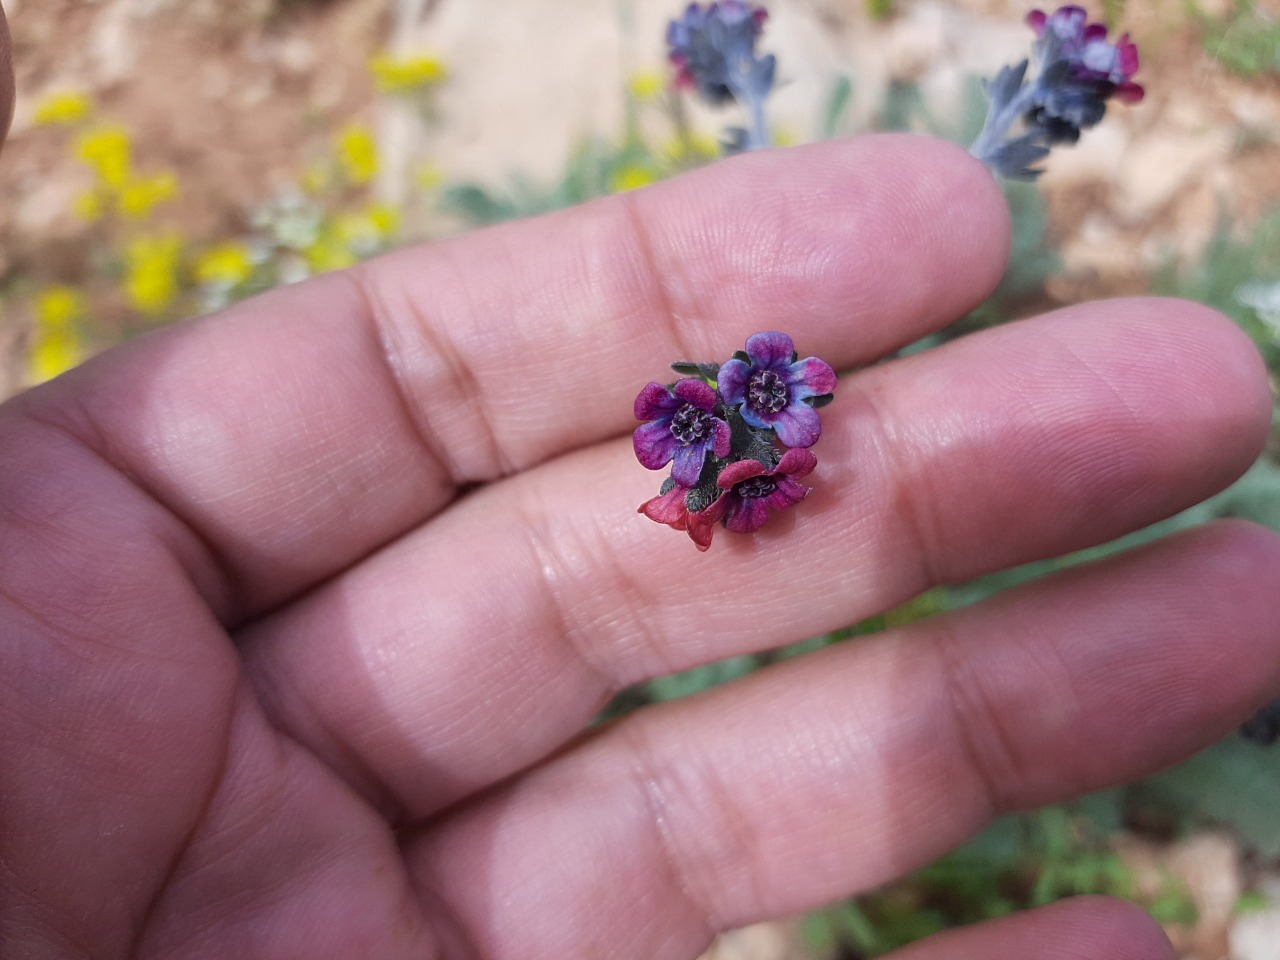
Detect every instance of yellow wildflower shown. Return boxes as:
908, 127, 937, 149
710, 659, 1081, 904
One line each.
118, 172, 179, 219
124, 236, 183, 316
33, 90, 93, 126
627, 69, 667, 102
416, 163, 444, 190
35, 285, 84, 331
337, 124, 379, 185
369, 52, 448, 94
611, 164, 659, 193
662, 131, 721, 163
195, 242, 255, 287
30, 331, 85, 384
30, 286, 87, 383
75, 125, 133, 190
73, 191, 106, 223
774, 128, 798, 147
366, 203, 402, 240
301, 162, 332, 197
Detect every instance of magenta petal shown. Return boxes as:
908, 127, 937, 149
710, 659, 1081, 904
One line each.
790, 357, 837, 397
771, 402, 822, 448
769, 477, 811, 508
635, 381, 680, 420
634, 421, 679, 470
712, 419, 732, 458
1027, 9, 1047, 33
725, 497, 770, 534
672, 377, 719, 409
776, 447, 817, 478
743, 331, 795, 368
717, 457, 767, 489
639, 486, 689, 528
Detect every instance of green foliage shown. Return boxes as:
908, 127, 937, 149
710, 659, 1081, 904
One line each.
1154, 206, 1280, 369
820, 75, 855, 140
1133, 737, 1280, 857
804, 797, 1197, 958
866, 0, 897, 23
1196, 0, 1280, 76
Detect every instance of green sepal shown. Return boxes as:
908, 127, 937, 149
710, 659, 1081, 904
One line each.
670, 361, 721, 382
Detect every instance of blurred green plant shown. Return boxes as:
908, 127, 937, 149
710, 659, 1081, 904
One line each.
803, 798, 1196, 957
1154, 206, 1280, 370
1195, 0, 1280, 76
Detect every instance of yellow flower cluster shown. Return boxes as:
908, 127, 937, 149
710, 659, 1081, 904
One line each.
194, 243, 255, 288
124, 236, 183, 316
337, 124, 379, 186
33, 91, 94, 126
627, 70, 667, 102
303, 203, 401, 274
368, 52, 448, 94
74, 124, 179, 221
29, 286, 86, 383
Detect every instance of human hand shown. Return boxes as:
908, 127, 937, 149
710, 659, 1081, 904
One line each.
3, 130, 1279, 960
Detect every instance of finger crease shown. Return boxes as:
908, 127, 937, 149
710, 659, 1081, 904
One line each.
931, 618, 1015, 818
347, 264, 506, 486
618, 720, 725, 942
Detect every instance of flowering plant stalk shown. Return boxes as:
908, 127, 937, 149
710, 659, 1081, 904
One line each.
666, 1, 776, 152
635, 332, 835, 551
970, 5, 1144, 179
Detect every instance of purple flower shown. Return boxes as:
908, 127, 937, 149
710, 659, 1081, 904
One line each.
971, 5, 1143, 179
1028, 6, 1143, 101
718, 332, 837, 448
707, 448, 816, 534
667, 1, 771, 106
633, 378, 731, 486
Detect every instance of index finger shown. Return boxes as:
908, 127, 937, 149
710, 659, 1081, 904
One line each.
10, 135, 1010, 620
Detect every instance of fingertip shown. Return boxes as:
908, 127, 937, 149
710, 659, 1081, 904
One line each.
892, 896, 1176, 960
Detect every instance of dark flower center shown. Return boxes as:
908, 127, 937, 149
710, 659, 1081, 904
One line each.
746, 370, 788, 414
737, 476, 777, 499
670, 404, 713, 445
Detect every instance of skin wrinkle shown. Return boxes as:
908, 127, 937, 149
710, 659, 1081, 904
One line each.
844, 374, 948, 590
931, 612, 1033, 818
508, 488, 619, 703
348, 262, 492, 489
615, 720, 724, 945
618, 189, 699, 371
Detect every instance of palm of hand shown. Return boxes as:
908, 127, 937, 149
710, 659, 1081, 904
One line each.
3, 138, 1279, 960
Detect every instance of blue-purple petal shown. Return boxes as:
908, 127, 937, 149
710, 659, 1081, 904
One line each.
718, 358, 750, 405
771, 401, 822, 448
671, 440, 709, 486
634, 420, 680, 469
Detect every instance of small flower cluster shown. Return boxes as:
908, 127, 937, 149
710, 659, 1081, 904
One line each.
635, 332, 836, 551
666, 1, 776, 152
970, 5, 1143, 180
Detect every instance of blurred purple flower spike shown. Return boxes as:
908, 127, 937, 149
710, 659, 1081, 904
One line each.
972, 5, 1143, 179
666, 1, 776, 150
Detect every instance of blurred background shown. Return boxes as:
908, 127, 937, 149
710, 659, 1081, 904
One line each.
1, 0, 1279, 957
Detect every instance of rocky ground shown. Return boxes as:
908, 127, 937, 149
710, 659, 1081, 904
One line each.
2, 0, 1279, 956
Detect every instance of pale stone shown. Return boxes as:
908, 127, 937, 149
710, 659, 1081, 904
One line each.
1112, 131, 1234, 223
